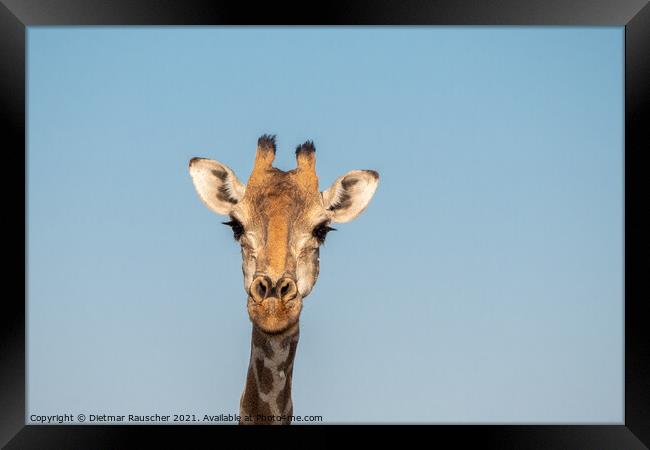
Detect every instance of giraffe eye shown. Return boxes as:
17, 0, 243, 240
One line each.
223, 217, 244, 241
313, 222, 336, 244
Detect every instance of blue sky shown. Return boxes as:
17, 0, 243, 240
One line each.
27, 27, 623, 423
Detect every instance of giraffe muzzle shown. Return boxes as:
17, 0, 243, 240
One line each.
247, 275, 302, 334
250, 275, 299, 304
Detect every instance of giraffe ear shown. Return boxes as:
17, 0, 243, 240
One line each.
189, 157, 245, 216
322, 170, 380, 223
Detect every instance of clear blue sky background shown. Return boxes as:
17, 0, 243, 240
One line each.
27, 27, 623, 424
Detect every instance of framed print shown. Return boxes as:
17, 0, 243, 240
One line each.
2, 0, 649, 448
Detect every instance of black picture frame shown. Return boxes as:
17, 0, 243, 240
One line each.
3, 0, 648, 448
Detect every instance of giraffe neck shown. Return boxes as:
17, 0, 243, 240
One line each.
239, 323, 300, 425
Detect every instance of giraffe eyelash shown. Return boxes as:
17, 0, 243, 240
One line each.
223, 217, 244, 241
312, 222, 336, 244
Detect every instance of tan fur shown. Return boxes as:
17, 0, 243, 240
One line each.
295, 151, 318, 191
264, 196, 290, 279
249, 140, 276, 184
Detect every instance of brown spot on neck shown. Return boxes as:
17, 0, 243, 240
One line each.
251, 325, 275, 357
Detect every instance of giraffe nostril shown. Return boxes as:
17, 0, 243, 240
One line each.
251, 276, 272, 303
277, 278, 298, 302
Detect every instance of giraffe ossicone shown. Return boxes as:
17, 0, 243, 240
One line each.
189, 135, 379, 424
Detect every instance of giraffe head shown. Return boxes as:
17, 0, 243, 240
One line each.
189, 135, 379, 334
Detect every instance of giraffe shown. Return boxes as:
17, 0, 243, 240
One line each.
189, 135, 379, 424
